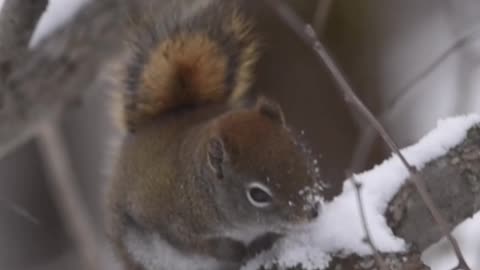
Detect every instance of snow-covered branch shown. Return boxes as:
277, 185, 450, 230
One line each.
1, 1, 479, 269
256, 252, 430, 270
387, 125, 480, 251
254, 117, 480, 270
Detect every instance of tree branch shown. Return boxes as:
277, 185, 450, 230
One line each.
0, 0, 49, 140
0, 0, 126, 158
261, 253, 429, 270
260, 125, 480, 270
387, 125, 480, 251
1, 1, 479, 269
36, 123, 102, 270
258, 1, 470, 267
351, 178, 390, 270
325, 252, 429, 270
0, 0, 48, 57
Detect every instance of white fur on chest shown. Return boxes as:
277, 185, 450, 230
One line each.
221, 226, 272, 245
124, 230, 232, 270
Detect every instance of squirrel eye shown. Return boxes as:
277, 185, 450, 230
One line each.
246, 182, 273, 208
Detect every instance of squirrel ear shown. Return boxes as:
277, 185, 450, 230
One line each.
207, 136, 226, 179
255, 96, 285, 126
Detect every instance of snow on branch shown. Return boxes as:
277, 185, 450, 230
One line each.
250, 115, 480, 270
1, 1, 480, 269
388, 119, 480, 250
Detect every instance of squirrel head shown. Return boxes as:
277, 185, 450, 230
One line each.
199, 97, 322, 235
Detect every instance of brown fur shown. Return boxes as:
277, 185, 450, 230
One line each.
106, 2, 322, 270
118, 1, 259, 131
131, 33, 228, 126
108, 98, 321, 269
223, 9, 259, 101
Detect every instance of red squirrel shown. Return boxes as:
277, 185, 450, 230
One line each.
106, 1, 324, 269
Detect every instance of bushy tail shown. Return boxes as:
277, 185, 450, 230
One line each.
118, 0, 259, 131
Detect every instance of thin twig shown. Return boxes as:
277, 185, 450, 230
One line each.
0, 197, 40, 225
262, 0, 412, 169
347, 123, 389, 270
36, 122, 100, 270
384, 26, 480, 122
260, 0, 471, 268
349, 176, 390, 270
318, 25, 480, 174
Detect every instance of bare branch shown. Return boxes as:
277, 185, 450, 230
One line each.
384, 26, 480, 120
0, 0, 126, 158
261, 0, 409, 166
350, 177, 390, 270
261, 252, 429, 270
352, 26, 480, 183
259, 0, 470, 268
36, 122, 101, 270
0, 196, 40, 225
326, 252, 429, 270
0, 0, 48, 57
0, 0, 48, 125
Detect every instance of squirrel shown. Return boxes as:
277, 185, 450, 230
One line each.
106, 1, 324, 270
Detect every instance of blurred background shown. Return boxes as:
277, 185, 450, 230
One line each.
0, 0, 479, 269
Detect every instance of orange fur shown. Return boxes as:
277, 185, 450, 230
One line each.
120, 3, 260, 130
129, 33, 228, 126
223, 9, 260, 101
